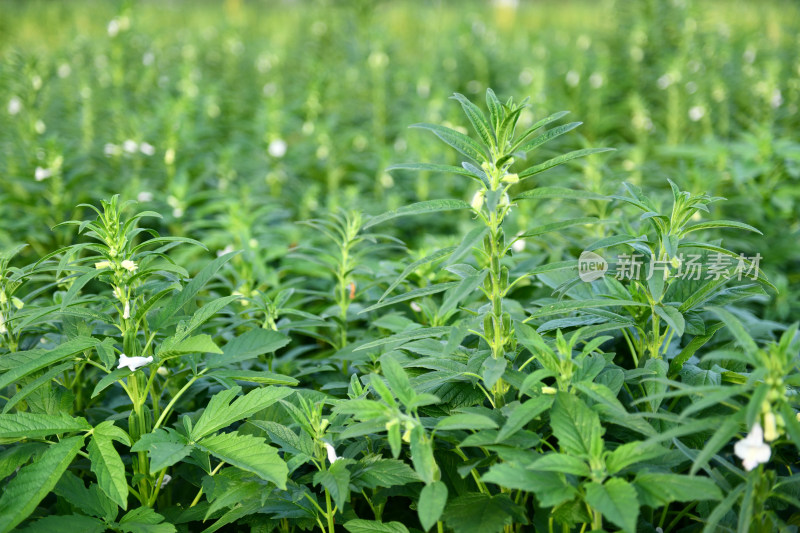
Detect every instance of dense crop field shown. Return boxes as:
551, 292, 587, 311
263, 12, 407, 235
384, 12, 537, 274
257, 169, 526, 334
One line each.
1, 1, 800, 532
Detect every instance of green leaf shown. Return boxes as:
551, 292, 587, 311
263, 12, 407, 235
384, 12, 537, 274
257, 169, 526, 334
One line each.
517, 217, 598, 240
0, 336, 98, 390
409, 425, 438, 485
655, 304, 685, 336
513, 186, 606, 202
482, 463, 576, 507
313, 459, 351, 509
0, 412, 90, 440
380, 355, 415, 407
157, 334, 221, 358
532, 298, 647, 318
496, 396, 553, 442
633, 473, 722, 507
418, 481, 448, 531
364, 200, 472, 230
117, 507, 176, 533
2, 362, 74, 414
131, 429, 191, 473
443, 493, 527, 533
682, 220, 762, 236
528, 453, 590, 477
350, 457, 420, 489
152, 252, 237, 329
584, 478, 639, 533
209, 329, 290, 368
206, 369, 298, 386
195, 432, 288, 489
510, 110, 570, 151
481, 356, 506, 389
550, 392, 604, 460
605, 441, 667, 475
436, 413, 498, 431
88, 421, 130, 510
361, 283, 458, 314
440, 270, 487, 316
191, 385, 293, 440
518, 148, 614, 180
707, 307, 759, 356
379, 247, 456, 301
690, 409, 745, 475
410, 123, 488, 163
17, 515, 106, 533
668, 322, 724, 377
451, 93, 495, 149
0, 435, 84, 532
386, 163, 482, 184
343, 519, 410, 533
54, 472, 117, 521
356, 327, 451, 351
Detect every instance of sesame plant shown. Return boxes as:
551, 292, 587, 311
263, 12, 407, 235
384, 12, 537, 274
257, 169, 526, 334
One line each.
1, 13, 800, 529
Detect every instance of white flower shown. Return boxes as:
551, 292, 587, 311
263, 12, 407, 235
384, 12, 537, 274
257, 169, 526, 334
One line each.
410, 301, 422, 313
140, 142, 155, 156
771, 89, 783, 109
34, 167, 52, 182
8, 97, 22, 115
512, 239, 525, 253
157, 366, 169, 377
0, 312, 6, 334
688, 105, 705, 122
122, 301, 130, 319
160, 474, 172, 488
137, 191, 154, 202
121, 260, 138, 272
58, 63, 72, 78
104, 143, 119, 157
216, 244, 235, 257
143, 52, 155, 66
268, 139, 287, 158
565, 70, 580, 87
117, 354, 153, 372
734, 422, 771, 471
34, 120, 46, 134
657, 74, 673, 90
123, 140, 139, 154
324, 442, 339, 464
164, 148, 175, 165
107, 19, 120, 37
589, 72, 604, 88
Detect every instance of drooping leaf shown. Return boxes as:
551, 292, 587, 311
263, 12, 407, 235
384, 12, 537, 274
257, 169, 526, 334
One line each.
0, 435, 84, 532
208, 329, 290, 368
633, 473, 722, 507
442, 493, 527, 533
191, 386, 294, 440
550, 392, 604, 460
0, 412, 90, 440
343, 519, 410, 533
88, 421, 131, 510
418, 481, 448, 531
313, 459, 352, 509
584, 478, 639, 533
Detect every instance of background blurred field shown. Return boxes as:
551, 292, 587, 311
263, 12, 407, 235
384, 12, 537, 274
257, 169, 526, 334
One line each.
1, 0, 799, 319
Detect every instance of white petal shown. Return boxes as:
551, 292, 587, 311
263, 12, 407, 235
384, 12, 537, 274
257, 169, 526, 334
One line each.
324, 442, 338, 463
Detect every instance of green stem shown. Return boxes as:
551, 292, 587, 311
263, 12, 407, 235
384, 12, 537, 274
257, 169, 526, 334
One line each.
153, 371, 204, 430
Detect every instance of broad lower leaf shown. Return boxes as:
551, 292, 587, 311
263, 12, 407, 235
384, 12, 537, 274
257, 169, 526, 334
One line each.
88, 421, 130, 510
418, 481, 448, 531
0, 336, 98, 390
482, 463, 576, 508
584, 478, 639, 533
117, 507, 176, 533
634, 473, 722, 507
191, 385, 293, 440
313, 459, 351, 509
195, 432, 288, 489
0, 412, 90, 440
0, 435, 84, 532
17, 515, 106, 533
550, 392, 604, 460
442, 493, 527, 533
208, 329, 290, 368
131, 428, 191, 473
343, 519, 410, 533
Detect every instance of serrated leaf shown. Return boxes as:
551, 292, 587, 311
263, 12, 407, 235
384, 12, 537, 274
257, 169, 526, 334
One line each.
343, 519, 410, 533
584, 478, 639, 533
0, 412, 90, 439
313, 459, 351, 509
443, 493, 527, 533
435, 413, 498, 431
118, 507, 176, 533
191, 386, 293, 440
195, 432, 288, 489
550, 392, 604, 460
157, 334, 221, 358
208, 329, 290, 368
655, 304, 685, 336
356, 327, 451, 351
633, 473, 722, 507
350, 457, 420, 489
496, 396, 553, 442
88, 421, 130, 510
0, 336, 98, 390
0, 435, 84, 532
379, 247, 456, 301
131, 429, 191, 473
418, 481, 448, 531
17, 515, 106, 533
482, 463, 576, 507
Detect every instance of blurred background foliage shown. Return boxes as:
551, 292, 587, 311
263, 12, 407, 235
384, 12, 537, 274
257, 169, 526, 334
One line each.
1, 0, 798, 320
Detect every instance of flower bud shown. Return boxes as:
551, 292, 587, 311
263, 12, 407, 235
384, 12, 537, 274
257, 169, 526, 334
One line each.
763, 411, 779, 442
471, 190, 485, 211
542, 386, 557, 395
501, 173, 519, 184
